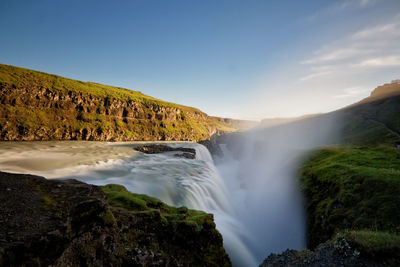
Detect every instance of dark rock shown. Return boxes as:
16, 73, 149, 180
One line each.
0, 171, 231, 267
198, 132, 226, 159
259, 240, 385, 267
174, 152, 196, 159
134, 144, 196, 156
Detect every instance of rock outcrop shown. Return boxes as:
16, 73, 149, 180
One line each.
0, 171, 231, 266
134, 144, 196, 155
259, 238, 384, 267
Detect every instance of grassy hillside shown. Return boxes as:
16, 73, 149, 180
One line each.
0, 63, 254, 141
337, 82, 400, 145
0, 64, 175, 107
300, 146, 400, 264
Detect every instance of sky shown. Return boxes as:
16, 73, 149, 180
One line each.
1, 0, 400, 120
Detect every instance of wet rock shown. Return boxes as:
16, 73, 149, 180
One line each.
174, 152, 196, 159
134, 144, 196, 156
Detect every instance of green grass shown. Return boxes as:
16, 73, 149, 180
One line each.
338, 93, 400, 145
0, 63, 177, 108
101, 184, 214, 231
300, 145, 400, 249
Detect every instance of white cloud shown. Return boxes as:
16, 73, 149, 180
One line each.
355, 56, 400, 67
333, 86, 371, 98
299, 71, 332, 82
302, 47, 374, 65
352, 21, 400, 39
301, 0, 379, 23
299, 14, 400, 82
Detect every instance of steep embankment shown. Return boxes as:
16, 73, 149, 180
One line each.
0, 171, 231, 267
298, 146, 400, 265
0, 64, 254, 141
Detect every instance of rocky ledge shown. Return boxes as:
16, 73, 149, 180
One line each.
134, 144, 196, 159
0, 171, 231, 266
259, 237, 385, 267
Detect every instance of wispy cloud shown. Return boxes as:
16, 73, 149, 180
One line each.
358, 0, 379, 7
301, 47, 374, 65
352, 20, 400, 39
355, 56, 400, 67
299, 71, 332, 82
299, 13, 400, 82
333, 86, 371, 98
302, 0, 379, 23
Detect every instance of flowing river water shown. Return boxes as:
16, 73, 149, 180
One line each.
0, 114, 339, 266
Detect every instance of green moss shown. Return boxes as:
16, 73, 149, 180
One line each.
40, 194, 56, 209
300, 145, 400, 248
101, 184, 211, 231
100, 208, 117, 227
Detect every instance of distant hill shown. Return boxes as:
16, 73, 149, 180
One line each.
262, 81, 400, 146
0, 64, 256, 141
259, 114, 319, 128
337, 81, 400, 145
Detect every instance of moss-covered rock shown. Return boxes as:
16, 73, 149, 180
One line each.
0, 171, 231, 266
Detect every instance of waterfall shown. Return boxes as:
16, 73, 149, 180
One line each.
194, 144, 214, 162
0, 113, 340, 267
214, 113, 341, 264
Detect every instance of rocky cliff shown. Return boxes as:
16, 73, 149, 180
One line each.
0, 171, 231, 266
0, 64, 255, 141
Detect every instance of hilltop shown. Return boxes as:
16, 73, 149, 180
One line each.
0, 63, 256, 141
338, 81, 400, 145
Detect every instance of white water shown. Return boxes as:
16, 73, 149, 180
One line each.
0, 114, 339, 266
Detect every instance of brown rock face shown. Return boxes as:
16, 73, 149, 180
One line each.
0, 83, 217, 141
0, 171, 231, 267
0, 64, 258, 142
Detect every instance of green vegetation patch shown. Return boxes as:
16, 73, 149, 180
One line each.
101, 184, 214, 231
300, 145, 400, 249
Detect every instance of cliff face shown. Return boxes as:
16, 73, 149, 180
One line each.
0, 171, 231, 266
0, 64, 253, 141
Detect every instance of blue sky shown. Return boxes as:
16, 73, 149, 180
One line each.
1, 0, 400, 120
